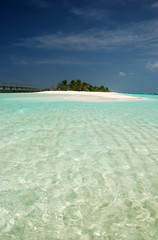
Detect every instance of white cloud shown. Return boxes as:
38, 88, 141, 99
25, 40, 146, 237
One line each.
32, 58, 103, 65
0, 68, 9, 72
119, 72, 126, 76
151, 2, 158, 8
16, 19, 158, 52
11, 57, 106, 66
71, 7, 111, 21
146, 61, 158, 71
11, 57, 28, 65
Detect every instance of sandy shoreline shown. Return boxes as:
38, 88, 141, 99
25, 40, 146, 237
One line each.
36, 91, 146, 102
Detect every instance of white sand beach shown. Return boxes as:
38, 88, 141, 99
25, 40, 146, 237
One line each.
36, 91, 146, 102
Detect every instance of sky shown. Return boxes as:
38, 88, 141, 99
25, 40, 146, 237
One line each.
0, 0, 158, 92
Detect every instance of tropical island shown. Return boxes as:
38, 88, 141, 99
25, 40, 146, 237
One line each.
51, 79, 110, 92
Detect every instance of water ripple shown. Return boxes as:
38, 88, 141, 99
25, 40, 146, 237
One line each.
0, 96, 158, 239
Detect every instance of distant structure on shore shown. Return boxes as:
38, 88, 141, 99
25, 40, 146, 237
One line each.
0, 84, 42, 93
51, 79, 110, 92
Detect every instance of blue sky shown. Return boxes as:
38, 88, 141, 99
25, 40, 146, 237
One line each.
0, 0, 158, 92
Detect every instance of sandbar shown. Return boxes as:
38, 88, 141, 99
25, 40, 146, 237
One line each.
36, 91, 146, 102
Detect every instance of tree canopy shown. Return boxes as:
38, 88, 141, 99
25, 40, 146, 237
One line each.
51, 80, 110, 92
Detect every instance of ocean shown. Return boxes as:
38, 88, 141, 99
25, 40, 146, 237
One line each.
0, 93, 158, 239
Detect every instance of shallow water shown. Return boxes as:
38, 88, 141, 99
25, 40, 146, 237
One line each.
0, 93, 158, 239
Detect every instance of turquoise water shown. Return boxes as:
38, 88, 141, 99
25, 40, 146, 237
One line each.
0, 93, 158, 240
125, 93, 158, 100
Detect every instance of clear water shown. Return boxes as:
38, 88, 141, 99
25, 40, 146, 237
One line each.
0, 93, 158, 240
124, 93, 158, 100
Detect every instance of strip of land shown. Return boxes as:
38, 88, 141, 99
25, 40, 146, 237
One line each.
36, 91, 147, 102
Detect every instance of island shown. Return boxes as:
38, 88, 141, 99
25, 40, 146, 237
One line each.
51, 79, 110, 92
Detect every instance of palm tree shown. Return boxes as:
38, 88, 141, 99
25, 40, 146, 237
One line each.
69, 80, 75, 90
57, 80, 68, 90
76, 79, 82, 91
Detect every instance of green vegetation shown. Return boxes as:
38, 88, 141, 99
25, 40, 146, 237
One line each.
51, 79, 110, 92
